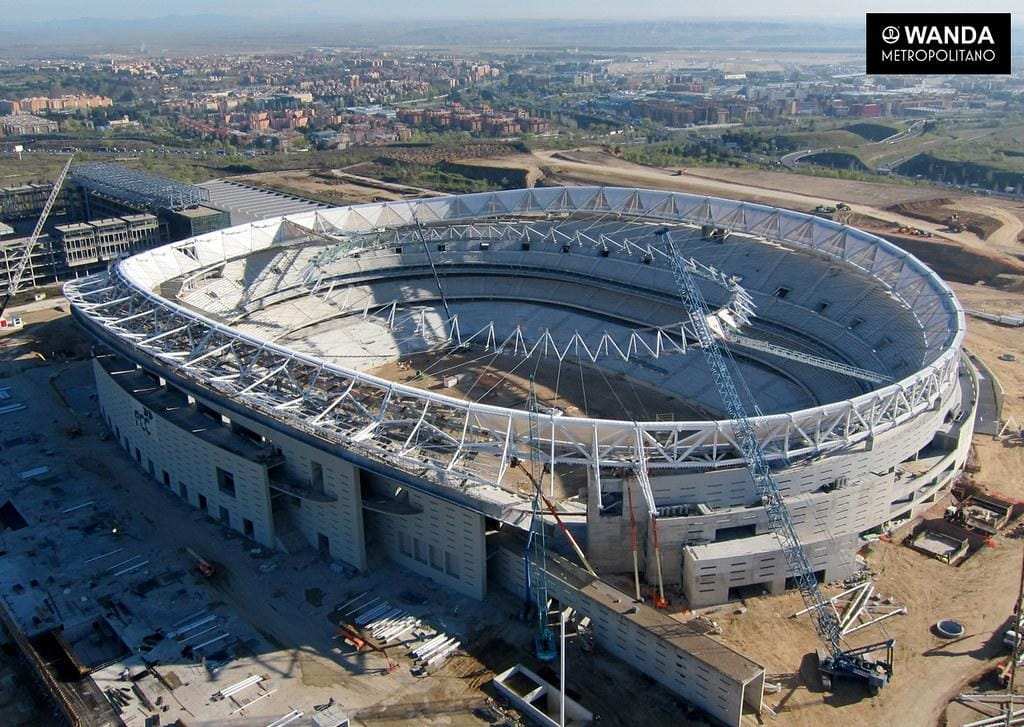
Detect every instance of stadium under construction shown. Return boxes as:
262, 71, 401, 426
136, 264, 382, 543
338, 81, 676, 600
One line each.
64, 186, 976, 725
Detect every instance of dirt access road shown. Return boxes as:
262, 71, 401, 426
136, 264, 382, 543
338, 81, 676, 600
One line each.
957, 200, 1024, 248
474, 149, 1024, 258
531, 149, 1011, 250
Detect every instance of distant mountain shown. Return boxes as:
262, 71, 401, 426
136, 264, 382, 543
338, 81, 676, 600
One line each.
0, 16, 868, 55
4, 16, 1020, 58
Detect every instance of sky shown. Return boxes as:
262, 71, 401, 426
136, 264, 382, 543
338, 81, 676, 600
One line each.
2, 0, 1017, 22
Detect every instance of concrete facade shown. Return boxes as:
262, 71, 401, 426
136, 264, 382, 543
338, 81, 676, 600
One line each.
364, 484, 487, 600
589, 363, 976, 607
92, 354, 493, 600
491, 545, 764, 727
95, 358, 278, 549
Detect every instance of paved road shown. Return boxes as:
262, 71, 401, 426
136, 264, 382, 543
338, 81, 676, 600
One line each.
780, 147, 828, 170
969, 353, 1001, 435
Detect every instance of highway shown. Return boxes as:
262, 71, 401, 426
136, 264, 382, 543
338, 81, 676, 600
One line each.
783, 120, 928, 174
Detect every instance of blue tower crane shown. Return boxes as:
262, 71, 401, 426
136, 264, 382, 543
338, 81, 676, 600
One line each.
664, 231, 894, 694
524, 378, 557, 662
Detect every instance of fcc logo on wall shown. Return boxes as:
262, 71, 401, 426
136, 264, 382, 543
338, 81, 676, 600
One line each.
866, 13, 1011, 74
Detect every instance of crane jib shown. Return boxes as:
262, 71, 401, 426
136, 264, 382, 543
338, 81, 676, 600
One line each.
0, 155, 75, 318
665, 233, 844, 656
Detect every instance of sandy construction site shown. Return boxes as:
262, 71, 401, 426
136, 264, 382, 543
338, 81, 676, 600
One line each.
445, 146, 1024, 726
4, 147, 1024, 727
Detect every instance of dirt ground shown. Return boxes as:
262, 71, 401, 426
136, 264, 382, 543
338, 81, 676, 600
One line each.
466, 148, 1024, 263
229, 169, 415, 205
954, 284, 1024, 422
455, 156, 546, 189
708, 282, 1024, 727
683, 166, 978, 215
369, 350, 711, 422
889, 197, 1024, 250
889, 199, 1006, 242
714, 525, 1021, 727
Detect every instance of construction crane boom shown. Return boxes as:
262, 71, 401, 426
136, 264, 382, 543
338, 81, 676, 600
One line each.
666, 235, 843, 651
411, 217, 454, 335
0, 155, 74, 317
664, 232, 893, 692
727, 333, 892, 385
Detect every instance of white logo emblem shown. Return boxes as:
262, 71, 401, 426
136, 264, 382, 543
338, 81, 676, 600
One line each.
882, 26, 900, 44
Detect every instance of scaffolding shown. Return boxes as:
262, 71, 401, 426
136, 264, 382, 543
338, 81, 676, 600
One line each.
71, 163, 211, 212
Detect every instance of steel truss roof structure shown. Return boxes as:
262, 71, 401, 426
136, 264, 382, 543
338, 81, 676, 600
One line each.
65, 186, 964, 504
71, 162, 212, 212
297, 219, 757, 353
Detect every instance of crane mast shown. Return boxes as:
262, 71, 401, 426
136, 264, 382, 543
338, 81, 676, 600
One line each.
0, 155, 74, 318
524, 379, 557, 662
664, 231, 893, 691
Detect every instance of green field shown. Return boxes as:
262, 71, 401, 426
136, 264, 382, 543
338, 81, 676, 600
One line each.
842, 122, 899, 142
0, 147, 379, 188
775, 117, 1024, 184
0, 145, 507, 198
917, 122, 1024, 172
784, 129, 869, 149
860, 122, 1024, 173
0, 155, 69, 186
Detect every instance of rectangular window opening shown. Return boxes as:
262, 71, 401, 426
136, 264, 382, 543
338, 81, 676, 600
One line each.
217, 468, 236, 497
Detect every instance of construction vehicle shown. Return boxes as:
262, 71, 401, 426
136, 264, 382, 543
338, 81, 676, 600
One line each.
185, 547, 217, 578
664, 232, 895, 694
0, 155, 73, 319
945, 213, 965, 233
335, 624, 398, 673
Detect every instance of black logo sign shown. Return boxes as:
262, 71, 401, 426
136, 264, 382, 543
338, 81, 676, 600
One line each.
866, 13, 1011, 75
134, 407, 153, 435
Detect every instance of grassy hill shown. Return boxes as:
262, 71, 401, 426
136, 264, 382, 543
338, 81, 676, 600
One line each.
784, 129, 867, 149
842, 122, 900, 142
